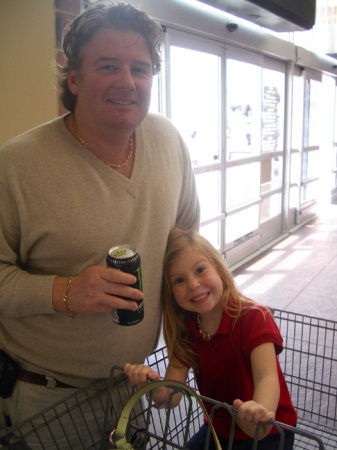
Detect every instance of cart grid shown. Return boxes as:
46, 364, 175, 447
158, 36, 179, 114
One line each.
0, 308, 336, 449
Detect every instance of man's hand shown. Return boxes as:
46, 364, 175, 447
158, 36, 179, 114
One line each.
52, 266, 143, 314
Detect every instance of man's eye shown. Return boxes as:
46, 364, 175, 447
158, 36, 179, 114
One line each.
132, 66, 150, 76
101, 65, 118, 71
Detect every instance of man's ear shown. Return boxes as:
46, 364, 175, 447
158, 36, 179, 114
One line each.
68, 69, 79, 95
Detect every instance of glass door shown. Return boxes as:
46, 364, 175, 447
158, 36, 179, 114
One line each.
259, 59, 285, 245
290, 68, 336, 224
163, 31, 288, 267
225, 54, 261, 263
165, 30, 224, 250
333, 82, 337, 203
224, 48, 286, 265
289, 65, 304, 227
296, 69, 322, 223
320, 74, 336, 208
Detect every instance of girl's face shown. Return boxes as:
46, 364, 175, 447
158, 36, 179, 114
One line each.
168, 248, 224, 319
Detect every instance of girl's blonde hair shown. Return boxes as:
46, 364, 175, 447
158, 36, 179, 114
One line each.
162, 228, 256, 371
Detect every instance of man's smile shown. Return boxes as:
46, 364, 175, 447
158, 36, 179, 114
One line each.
108, 99, 136, 105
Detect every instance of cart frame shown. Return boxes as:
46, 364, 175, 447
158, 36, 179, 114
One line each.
0, 308, 336, 449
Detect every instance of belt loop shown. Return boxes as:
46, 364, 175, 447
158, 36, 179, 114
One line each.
46, 376, 57, 389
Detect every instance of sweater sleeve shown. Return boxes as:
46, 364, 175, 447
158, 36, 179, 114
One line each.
0, 182, 56, 318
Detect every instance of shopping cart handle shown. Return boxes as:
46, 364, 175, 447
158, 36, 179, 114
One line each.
110, 379, 223, 449
109, 430, 132, 449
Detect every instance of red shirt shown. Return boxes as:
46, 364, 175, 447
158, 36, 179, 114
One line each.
185, 305, 297, 440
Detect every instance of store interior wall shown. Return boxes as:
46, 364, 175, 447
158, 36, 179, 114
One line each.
0, 0, 57, 146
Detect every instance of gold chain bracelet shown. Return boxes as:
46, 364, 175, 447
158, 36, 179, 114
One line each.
63, 276, 77, 319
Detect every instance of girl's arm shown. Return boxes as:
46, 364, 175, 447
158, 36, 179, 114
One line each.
124, 362, 189, 408
233, 342, 280, 439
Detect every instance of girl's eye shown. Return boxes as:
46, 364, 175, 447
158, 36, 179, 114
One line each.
196, 266, 206, 275
172, 277, 184, 285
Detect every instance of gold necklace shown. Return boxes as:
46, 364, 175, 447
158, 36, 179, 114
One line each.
71, 114, 134, 169
197, 314, 213, 341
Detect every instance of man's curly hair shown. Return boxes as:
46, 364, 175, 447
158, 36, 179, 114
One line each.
57, 1, 163, 112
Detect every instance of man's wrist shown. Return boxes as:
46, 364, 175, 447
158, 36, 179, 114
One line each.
52, 276, 68, 312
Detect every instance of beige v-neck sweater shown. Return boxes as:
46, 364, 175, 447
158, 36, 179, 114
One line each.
0, 113, 199, 387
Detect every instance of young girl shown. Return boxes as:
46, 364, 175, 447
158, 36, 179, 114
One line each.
125, 229, 297, 449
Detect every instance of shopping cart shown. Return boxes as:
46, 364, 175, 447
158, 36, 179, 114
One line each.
0, 308, 336, 449
272, 309, 337, 449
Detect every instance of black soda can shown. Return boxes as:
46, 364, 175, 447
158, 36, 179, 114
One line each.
106, 245, 144, 326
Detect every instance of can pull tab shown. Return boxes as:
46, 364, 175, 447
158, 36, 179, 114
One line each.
113, 249, 127, 257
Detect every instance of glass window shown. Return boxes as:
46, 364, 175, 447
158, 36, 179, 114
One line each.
170, 46, 221, 167
149, 75, 161, 113
331, 85, 337, 190
200, 222, 220, 250
261, 157, 283, 193
334, 86, 337, 143
226, 59, 261, 160
331, 170, 337, 189
304, 79, 321, 147
333, 146, 337, 172
290, 152, 301, 185
262, 68, 285, 153
291, 75, 304, 150
301, 180, 319, 203
260, 193, 282, 222
226, 163, 260, 209
302, 150, 320, 180
290, 186, 300, 208
226, 205, 259, 243
195, 171, 221, 221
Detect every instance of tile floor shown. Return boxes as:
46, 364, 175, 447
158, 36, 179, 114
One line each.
233, 203, 337, 322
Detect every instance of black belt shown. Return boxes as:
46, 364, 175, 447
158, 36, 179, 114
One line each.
17, 367, 77, 389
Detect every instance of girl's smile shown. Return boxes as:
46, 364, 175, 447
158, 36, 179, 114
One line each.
191, 291, 209, 303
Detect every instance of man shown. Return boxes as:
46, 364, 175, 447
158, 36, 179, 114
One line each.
0, 0, 199, 441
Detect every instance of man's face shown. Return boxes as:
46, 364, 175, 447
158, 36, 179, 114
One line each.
68, 28, 153, 132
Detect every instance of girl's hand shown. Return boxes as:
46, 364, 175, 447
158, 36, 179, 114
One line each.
124, 363, 171, 408
124, 363, 160, 389
233, 399, 275, 439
